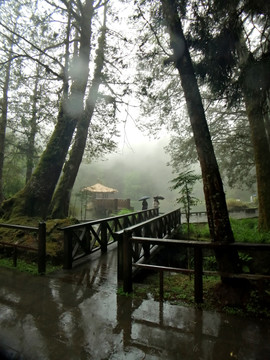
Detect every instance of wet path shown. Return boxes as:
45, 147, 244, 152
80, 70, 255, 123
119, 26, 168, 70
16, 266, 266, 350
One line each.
0, 244, 269, 360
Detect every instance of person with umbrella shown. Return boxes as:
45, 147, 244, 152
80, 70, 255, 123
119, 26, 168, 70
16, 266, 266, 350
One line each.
139, 196, 150, 210
153, 196, 164, 209
142, 199, 148, 210
153, 197, 160, 209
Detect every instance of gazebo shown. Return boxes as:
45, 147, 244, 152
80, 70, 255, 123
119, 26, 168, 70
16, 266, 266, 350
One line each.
82, 183, 132, 218
82, 183, 118, 199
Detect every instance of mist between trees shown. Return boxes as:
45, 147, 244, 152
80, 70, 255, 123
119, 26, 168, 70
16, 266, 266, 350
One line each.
70, 138, 253, 220
0, 0, 268, 241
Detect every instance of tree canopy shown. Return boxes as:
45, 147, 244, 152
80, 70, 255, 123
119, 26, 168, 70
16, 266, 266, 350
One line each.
0, 0, 270, 237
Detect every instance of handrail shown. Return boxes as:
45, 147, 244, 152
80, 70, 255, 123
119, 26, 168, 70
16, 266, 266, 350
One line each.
0, 222, 46, 274
61, 208, 159, 230
61, 208, 159, 269
115, 208, 181, 235
116, 209, 181, 280
122, 234, 270, 303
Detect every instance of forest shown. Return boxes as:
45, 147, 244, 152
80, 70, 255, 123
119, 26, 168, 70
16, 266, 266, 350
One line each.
0, 0, 270, 259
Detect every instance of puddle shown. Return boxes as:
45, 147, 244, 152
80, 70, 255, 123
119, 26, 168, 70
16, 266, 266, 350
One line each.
0, 246, 269, 359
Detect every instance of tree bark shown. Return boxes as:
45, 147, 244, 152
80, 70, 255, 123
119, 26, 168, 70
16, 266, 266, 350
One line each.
237, 37, 270, 231
1, 0, 94, 219
161, 0, 240, 273
25, 62, 41, 183
0, 17, 17, 204
50, 5, 107, 219
244, 90, 270, 230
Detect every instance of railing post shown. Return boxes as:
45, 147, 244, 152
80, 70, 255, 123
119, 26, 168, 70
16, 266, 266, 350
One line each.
194, 246, 203, 303
83, 229, 91, 254
123, 217, 129, 228
123, 230, 133, 293
100, 222, 108, 253
13, 246, 17, 267
159, 270, 164, 302
38, 222, 46, 274
63, 229, 73, 269
117, 232, 124, 280
143, 224, 151, 259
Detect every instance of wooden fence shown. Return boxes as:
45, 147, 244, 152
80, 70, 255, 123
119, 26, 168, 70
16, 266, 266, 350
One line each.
115, 209, 181, 280
61, 208, 159, 269
121, 235, 270, 303
0, 222, 46, 274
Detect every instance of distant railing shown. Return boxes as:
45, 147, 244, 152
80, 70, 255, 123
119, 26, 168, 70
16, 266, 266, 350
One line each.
183, 209, 258, 223
122, 236, 270, 303
115, 209, 181, 280
0, 222, 46, 274
61, 208, 159, 269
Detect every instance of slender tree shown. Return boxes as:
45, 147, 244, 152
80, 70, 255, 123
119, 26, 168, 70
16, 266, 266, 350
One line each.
0, 7, 19, 204
1, 0, 96, 219
189, 0, 270, 230
50, 2, 108, 218
160, 0, 240, 273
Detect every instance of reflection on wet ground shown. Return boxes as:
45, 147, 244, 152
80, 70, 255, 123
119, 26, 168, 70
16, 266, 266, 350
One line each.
0, 243, 269, 360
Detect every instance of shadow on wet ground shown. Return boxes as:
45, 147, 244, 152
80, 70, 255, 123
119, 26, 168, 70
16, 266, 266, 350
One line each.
0, 244, 269, 360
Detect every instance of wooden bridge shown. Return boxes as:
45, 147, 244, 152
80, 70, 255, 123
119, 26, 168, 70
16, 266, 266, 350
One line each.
61, 208, 181, 270
1, 207, 270, 305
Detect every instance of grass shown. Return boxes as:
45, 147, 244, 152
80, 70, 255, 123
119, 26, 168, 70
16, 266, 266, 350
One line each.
182, 218, 270, 243
123, 272, 270, 319
117, 218, 270, 319
0, 257, 61, 275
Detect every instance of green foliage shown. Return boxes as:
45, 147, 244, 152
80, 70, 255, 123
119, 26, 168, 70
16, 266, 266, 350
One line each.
117, 287, 132, 297
204, 256, 217, 271
181, 218, 270, 244
130, 271, 270, 318
0, 258, 60, 275
230, 218, 270, 243
180, 222, 210, 240
226, 198, 249, 211
170, 170, 201, 229
111, 208, 132, 216
3, 133, 26, 198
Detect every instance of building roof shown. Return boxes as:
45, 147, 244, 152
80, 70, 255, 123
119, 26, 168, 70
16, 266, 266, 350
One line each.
82, 183, 118, 193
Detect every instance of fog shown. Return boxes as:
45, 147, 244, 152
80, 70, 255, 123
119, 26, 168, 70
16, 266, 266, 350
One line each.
71, 123, 252, 219
72, 127, 194, 216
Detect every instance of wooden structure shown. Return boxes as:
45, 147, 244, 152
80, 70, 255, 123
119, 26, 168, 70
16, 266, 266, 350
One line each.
121, 234, 270, 303
61, 208, 159, 269
0, 222, 46, 274
115, 209, 181, 280
82, 183, 133, 217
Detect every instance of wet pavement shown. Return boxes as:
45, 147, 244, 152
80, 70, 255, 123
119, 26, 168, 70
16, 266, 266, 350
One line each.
0, 244, 270, 360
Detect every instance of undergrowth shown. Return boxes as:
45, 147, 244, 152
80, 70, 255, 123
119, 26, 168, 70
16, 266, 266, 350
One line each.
124, 272, 270, 319
0, 257, 61, 275
181, 218, 270, 243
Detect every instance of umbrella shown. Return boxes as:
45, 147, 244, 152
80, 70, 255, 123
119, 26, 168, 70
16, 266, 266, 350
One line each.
138, 196, 150, 201
154, 196, 165, 200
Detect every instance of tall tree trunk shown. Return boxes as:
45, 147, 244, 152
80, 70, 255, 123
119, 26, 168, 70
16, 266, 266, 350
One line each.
161, 0, 240, 273
50, 4, 107, 219
0, 18, 17, 204
237, 38, 270, 231
25, 62, 41, 183
1, 0, 94, 219
244, 90, 270, 230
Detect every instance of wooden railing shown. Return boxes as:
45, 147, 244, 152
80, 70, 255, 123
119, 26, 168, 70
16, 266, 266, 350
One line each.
0, 222, 46, 274
61, 208, 159, 269
115, 209, 181, 280
121, 236, 270, 303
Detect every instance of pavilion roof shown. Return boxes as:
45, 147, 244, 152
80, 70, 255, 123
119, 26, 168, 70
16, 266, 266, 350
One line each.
82, 183, 118, 193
